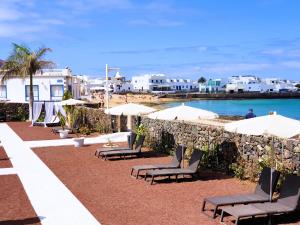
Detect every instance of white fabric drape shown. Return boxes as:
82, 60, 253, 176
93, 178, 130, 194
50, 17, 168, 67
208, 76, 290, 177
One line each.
54, 102, 66, 117
32, 102, 43, 124
44, 102, 55, 124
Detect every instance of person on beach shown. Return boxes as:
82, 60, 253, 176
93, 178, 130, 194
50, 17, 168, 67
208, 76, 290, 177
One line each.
245, 108, 256, 119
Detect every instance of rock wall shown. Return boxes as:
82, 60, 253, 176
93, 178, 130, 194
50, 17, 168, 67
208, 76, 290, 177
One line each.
141, 117, 300, 176
75, 106, 112, 133
0, 102, 28, 121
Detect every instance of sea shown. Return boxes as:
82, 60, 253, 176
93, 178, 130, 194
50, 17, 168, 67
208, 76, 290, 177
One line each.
165, 98, 300, 120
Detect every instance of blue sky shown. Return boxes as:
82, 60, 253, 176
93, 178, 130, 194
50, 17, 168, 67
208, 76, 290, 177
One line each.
1, 0, 300, 80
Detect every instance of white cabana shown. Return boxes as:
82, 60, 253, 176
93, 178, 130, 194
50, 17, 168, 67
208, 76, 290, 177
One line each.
60, 98, 86, 106
147, 103, 219, 121
105, 103, 156, 130
224, 112, 300, 202
225, 113, 300, 139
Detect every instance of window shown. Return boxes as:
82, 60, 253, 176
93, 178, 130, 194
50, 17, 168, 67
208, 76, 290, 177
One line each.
50, 85, 64, 100
0, 85, 7, 99
25, 85, 39, 101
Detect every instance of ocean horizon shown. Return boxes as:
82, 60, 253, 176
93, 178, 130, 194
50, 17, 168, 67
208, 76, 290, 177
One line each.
165, 98, 300, 120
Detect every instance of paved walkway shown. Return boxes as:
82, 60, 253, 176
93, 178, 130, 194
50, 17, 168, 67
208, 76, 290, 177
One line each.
0, 123, 101, 225
26, 132, 129, 148
0, 168, 16, 175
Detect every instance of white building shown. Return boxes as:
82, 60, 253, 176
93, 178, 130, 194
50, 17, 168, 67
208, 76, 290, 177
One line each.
0, 68, 82, 103
86, 72, 133, 94
131, 74, 198, 93
199, 78, 227, 93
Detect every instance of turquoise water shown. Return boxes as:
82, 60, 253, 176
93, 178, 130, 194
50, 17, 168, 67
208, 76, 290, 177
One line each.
165, 99, 300, 120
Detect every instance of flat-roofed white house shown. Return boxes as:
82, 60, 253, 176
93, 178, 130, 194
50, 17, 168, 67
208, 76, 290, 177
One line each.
131, 74, 198, 93
199, 78, 227, 93
86, 72, 133, 94
0, 68, 82, 103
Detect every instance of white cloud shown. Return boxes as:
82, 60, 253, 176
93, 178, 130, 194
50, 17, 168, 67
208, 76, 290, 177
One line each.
199, 63, 271, 73
129, 18, 183, 27
280, 61, 300, 68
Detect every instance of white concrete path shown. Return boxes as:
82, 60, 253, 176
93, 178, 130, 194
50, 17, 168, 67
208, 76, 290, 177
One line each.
0, 123, 101, 225
0, 168, 17, 175
26, 132, 129, 148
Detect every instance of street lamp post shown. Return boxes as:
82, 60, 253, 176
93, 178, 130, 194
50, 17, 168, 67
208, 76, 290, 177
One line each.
105, 64, 120, 110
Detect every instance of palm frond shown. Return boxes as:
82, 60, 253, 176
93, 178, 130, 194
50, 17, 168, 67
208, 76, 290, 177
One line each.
36, 47, 52, 59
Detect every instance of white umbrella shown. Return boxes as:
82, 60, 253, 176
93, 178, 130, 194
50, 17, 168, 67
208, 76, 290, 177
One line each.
105, 103, 156, 116
147, 103, 219, 121
148, 103, 218, 168
105, 103, 156, 130
60, 98, 86, 106
225, 112, 300, 202
225, 113, 300, 139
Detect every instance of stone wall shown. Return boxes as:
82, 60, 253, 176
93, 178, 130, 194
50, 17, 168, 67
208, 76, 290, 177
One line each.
75, 106, 112, 133
0, 102, 28, 121
141, 117, 300, 176
164, 92, 300, 100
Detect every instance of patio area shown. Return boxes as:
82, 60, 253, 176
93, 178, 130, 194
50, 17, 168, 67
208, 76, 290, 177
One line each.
0, 122, 299, 225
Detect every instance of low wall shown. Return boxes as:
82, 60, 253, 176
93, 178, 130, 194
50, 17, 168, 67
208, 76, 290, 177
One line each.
0, 102, 28, 121
141, 117, 300, 177
75, 107, 112, 133
164, 92, 300, 99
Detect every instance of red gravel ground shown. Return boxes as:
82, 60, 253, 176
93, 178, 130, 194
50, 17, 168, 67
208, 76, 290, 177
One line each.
5, 123, 300, 225
0, 175, 41, 225
33, 144, 300, 225
7, 122, 99, 141
0, 147, 12, 168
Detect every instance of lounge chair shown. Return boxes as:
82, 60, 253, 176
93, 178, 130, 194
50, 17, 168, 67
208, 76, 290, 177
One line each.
100, 135, 145, 160
220, 174, 300, 225
94, 132, 137, 157
145, 150, 204, 185
201, 167, 280, 218
130, 145, 187, 179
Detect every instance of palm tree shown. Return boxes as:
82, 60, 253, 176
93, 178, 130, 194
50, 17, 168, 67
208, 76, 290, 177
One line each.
0, 43, 54, 121
198, 76, 206, 84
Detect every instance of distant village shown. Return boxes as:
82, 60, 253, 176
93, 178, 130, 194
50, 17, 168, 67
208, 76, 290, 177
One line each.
0, 62, 300, 103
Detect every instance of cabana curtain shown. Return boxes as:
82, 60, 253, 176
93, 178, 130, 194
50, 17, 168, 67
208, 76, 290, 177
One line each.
44, 102, 55, 124
32, 102, 43, 124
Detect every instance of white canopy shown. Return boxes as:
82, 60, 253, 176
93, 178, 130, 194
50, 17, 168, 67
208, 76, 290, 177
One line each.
60, 99, 86, 106
105, 103, 156, 116
224, 113, 300, 139
147, 103, 219, 121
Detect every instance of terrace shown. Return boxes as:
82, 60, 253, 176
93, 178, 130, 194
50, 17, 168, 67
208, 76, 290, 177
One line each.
0, 122, 299, 225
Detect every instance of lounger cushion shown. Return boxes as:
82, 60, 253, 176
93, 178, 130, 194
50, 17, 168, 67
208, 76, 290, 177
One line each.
133, 164, 178, 171
147, 168, 194, 176
223, 202, 293, 218
205, 193, 269, 206
102, 150, 139, 156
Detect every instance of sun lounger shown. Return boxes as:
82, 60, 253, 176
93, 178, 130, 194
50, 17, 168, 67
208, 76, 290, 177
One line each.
201, 167, 280, 218
130, 145, 187, 179
220, 174, 300, 225
100, 135, 145, 160
145, 150, 204, 185
94, 132, 137, 157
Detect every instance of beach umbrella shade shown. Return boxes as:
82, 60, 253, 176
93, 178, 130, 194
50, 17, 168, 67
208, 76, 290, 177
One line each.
148, 103, 218, 168
224, 113, 300, 202
60, 98, 86, 106
105, 103, 156, 116
147, 103, 219, 121
105, 103, 156, 130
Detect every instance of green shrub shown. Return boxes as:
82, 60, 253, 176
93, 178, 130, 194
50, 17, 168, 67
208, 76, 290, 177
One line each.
229, 162, 245, 180
79, 126, 91, 135
16, 106, 27, 121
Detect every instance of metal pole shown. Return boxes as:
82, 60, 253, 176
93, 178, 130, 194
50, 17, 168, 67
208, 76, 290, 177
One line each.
105, 64, 109, 110
270, 136, 275, 202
